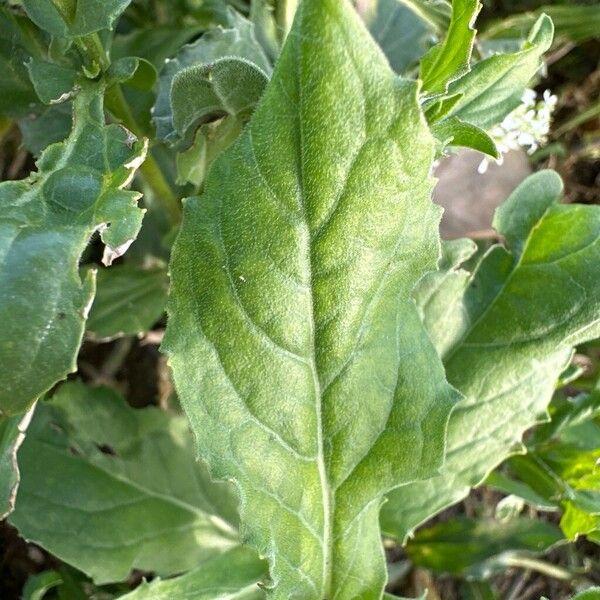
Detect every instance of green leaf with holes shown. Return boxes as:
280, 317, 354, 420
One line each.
383, 171, 600, 541
163, 0, 460, 596
0, 81, 146, 418
9, 381, 244, 584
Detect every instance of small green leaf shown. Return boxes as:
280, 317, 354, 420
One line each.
431, 116, 499, 157
9, 381, 241, 584
153, 11, 271, 145
108, 57, 157, 91
22, 0, 133, 37
445, 14, 554, 129
0, 407, 35, 519
118, 547, 266, 600
383, 170, 600, 541
420, 0, 481, 95
164, 0, 459, 595
86, 264, 168, 341
486, 471, 559, 512
0, 81, 146, 417
171, 57, 268, 147
406, 517, 563, 578
26, 58, 77, 105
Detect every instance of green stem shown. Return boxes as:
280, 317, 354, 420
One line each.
504, 556, 573, 580
105, 82, 182, 225
74, 33, 181, 224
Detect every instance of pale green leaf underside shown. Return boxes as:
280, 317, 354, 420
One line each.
9, 381, 241, 584
164, 0, 459, 597
382, 171, 600, 540
118, 547, 266, 600
0, 82, 145, 417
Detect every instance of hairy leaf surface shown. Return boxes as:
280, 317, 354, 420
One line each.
9, 382, 241, 583
0, 407, 35, 519
153, 11, 271, 146
0, 82, 145, 417
383, 171, 600, 540
164, 0, 459, 596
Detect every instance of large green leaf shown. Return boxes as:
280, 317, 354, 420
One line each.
0, 82, 146, 417
382, 171, 600, 541
9, 381, 242, 584
406, 517, 563, 578
0, 407, 35, 519
118, 547, 266, 600
163, 0, 459, 596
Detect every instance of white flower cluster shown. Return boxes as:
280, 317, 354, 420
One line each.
478, 88, 558, 174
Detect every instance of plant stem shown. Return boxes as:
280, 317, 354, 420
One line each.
104, 81, 182, 225
75, 33, 181, 224
504, 556, 573, 580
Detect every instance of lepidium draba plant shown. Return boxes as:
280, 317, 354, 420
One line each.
1, 0, 600, 598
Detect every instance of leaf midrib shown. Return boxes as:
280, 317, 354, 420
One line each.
295, 3, 333, 594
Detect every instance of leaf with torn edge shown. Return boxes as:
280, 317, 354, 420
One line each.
9, 381, 242, 584
382, 170, 600, 541
0, 81, 146, 417
0, 406, 35, 519
163, 0, 459, 596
